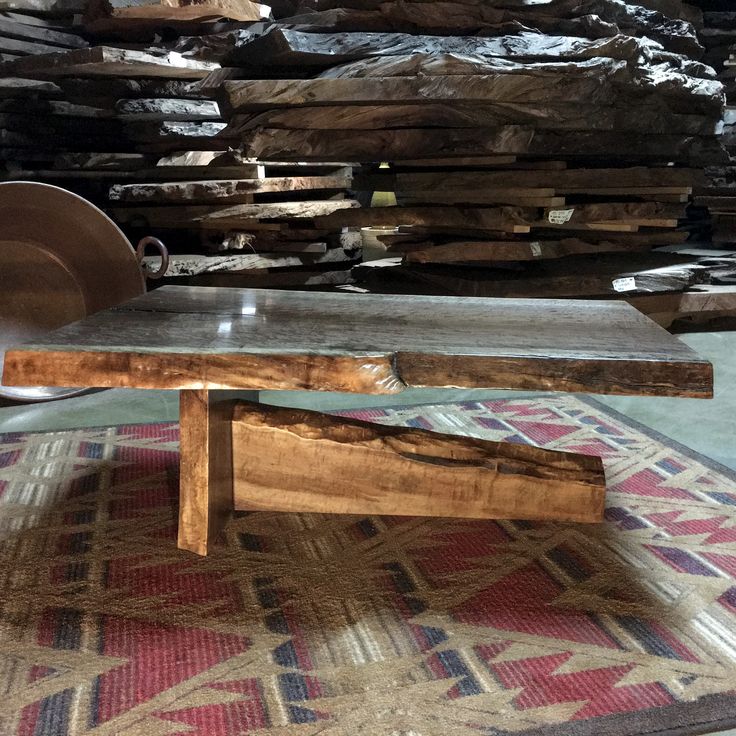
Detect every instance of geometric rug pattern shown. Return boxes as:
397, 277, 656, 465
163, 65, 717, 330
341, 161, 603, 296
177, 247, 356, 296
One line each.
0, 396, 735, 736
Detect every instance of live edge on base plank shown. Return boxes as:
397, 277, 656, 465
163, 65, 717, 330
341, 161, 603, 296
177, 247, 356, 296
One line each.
0, 286, 714, 555
232, 402, 606, 524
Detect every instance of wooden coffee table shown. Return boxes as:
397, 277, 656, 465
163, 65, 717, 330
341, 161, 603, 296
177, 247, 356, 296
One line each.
2, 286, 712, 555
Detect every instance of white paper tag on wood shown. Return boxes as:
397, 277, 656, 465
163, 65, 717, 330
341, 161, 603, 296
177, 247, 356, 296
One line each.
612, 277, 637, 292
530, 242, 542, 257
548, 208, 574, 224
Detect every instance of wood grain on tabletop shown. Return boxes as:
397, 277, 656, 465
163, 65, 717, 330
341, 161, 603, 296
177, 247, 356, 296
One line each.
2, 285, 713, 397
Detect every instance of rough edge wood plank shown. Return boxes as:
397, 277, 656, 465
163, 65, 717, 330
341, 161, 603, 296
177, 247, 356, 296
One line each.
0, 34, 68, 55
1, 288, 713, 399
2, 342, 712, 399
238, 127, 720, 165
222, 76, 620, 110
108, 199, 358, 228
143, 248, 359, 276
403, 238, 657, 263
1, 349, 408, 393
108, 175, 352, 203
0, 45, 218, 79
231, 401, 606, 523
358, 167, 700, 190
314, 205, 533, 231
627, 285, 736, 327
0, 17, 87, 48
0, 76, 61, 97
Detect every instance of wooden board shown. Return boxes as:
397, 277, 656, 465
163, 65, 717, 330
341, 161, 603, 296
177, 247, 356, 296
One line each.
2, 285, 713, 398
223, 76, 622, 110
0, 76, 61, 97
229, 103, 716, 137
387, 230, 688, 255
231, 401, 606, 523
314, 206, 533, 232
125, 120, 229, 144
0, 0, 84, 13
178, 390, 235, 556
357, 167, 701, 191
115, 98, 221, 121
59, 77, 203, 100
0, 34, 66, 55
142, 248, 360, 276
95, 0, 264, 24
0, 18, 86, 48
108, 175, 352, 204
393, 155, 518, 167
403, 238, 660, 264
0, 98, 111, 117
354, 253, 720, 300
238, 127, 722, 165
266, 3, 699, 53
175, 268, 355, 288
109, 199, 358, 228
627, 285, 736, 328
223, 28, 661, 68
0, 45, 218, 79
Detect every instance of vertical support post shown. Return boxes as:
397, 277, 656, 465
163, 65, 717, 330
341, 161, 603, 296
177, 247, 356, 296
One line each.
178, 389, 234, 555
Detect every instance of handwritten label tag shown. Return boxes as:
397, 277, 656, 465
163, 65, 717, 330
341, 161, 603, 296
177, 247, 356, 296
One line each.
530, 242, 542, 257
612, 277, 637, 292
548, 208, 574, 224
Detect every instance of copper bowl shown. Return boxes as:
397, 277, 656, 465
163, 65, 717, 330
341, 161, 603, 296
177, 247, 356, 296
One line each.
0, 182, 164, 401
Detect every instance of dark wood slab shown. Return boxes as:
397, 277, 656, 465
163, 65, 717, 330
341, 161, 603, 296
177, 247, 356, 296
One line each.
223, 28, 656, 68
2, 286, 713, 398
0, 46, 217, 79
237, 127, 724, 166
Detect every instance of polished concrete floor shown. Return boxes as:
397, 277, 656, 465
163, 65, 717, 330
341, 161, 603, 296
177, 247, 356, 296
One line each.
1, 330, 735, 736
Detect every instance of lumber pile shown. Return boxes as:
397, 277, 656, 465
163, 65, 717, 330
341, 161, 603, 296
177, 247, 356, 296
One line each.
0, 13, 230, 178
207, 1, 731, 310
691, 7, 736, 246
0, 5, 363, 286
3, 0, 736, 311
0, 0, 87, 62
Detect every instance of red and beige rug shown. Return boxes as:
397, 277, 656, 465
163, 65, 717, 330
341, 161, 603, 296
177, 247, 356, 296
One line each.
0, 395, 735, 736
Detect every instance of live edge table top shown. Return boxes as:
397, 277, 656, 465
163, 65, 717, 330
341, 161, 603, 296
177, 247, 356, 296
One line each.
2, 286, 713, 398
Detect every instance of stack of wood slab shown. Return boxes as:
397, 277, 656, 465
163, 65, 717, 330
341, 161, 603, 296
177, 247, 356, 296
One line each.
0, 0, 87, 62
0, 5, 363, 286
0, 0, 238, 194
208, 0, 736, 320
0, 51, 220, 171
108, 156, 362, 287
0, 1, 91, 150
691, 9, 736, 245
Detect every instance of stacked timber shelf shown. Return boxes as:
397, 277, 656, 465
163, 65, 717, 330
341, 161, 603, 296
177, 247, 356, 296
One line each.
3, 0, 736, 322
0, 0, 86, 62
0, 1, 362, 287
204, 0, 735, 324
692, 7, 736, 249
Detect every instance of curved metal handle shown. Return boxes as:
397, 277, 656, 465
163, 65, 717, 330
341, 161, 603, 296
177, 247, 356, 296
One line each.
136, 236, 169, 280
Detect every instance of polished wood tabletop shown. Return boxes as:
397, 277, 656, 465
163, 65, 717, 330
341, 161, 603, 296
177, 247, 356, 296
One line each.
2, 285, 713, 397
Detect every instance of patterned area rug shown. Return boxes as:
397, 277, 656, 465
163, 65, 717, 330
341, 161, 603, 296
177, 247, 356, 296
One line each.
0, 396, 735, 736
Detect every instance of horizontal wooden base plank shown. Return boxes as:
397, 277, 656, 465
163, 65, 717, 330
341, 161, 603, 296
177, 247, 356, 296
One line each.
231, 401, 606, 523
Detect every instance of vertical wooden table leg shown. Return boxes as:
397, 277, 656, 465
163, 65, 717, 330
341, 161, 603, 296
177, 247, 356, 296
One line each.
178, 389, 234, 555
